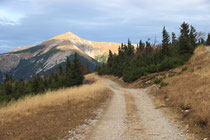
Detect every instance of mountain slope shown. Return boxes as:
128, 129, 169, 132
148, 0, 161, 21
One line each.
0, 32, 120, 82
149, 46, 210, 139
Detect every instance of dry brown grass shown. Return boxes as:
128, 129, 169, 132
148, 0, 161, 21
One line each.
154, 46, 210, 138
103, 46, 210, 138
0, 73, 112, 139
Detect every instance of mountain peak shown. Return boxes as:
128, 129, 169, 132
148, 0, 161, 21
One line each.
51, 32, 81, 41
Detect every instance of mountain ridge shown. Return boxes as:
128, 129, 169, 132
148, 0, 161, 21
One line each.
10, 32, 120, 57
0, 32, 121, 82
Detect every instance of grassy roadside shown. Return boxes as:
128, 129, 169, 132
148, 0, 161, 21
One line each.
0, 74, 112, 140
150, 46, 210, 139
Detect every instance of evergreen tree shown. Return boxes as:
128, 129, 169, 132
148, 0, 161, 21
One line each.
43, 74, 49, 88
107, 50, 114, 70
172, 32, 177, 47
145, 41, 153, 56
118, 46, 122, 56
201, 38, 205, 44
71, 53, 84, 85
4, 83, 13, 96
29, 75, 40, 93
136, 40, 145, 55
13, 80, 25, 99
57, 64, 63, 76
189, 25, 197, 49
4, 74, 13, 84
139, 40, 144, 50
96, 22, 196, 83
107, 50, 113, 63
206, 33, 210, 45
127, 39, 134, 56
66, 57, 71, 72
65, 57, 73, 87
38, 77, 45, 92
178, 22, 191, 54
162, 26, 170, 56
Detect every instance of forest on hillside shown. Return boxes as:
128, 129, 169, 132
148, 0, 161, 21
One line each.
0, 53, 88, 104
97, 22, 210, 82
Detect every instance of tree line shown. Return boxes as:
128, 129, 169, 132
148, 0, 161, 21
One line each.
0, 53, 88, 104
206, 33, 210, 46
96, 22, 200, 82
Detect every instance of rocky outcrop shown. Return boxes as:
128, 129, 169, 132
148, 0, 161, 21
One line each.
0, 54, 20, 72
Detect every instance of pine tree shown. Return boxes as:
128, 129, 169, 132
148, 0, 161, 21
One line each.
4, 74, 13, 84
201, 38, 205, 44
96, 22, 197, 83
4, 83, 13, 96
30, 75, 40, 93
13, 80, 25, 99
108, 50, 113, 63
118, 46, 121, 56
65, 57, 71, 73
172, 32, 177, 47
128, 38, 132, 47
57, 64, 63, 76
178, 22, 191, 54
43, 74, 49, 88
139, 40, 144, 50
189, 25, 197, 49
162, 26, 170, 56
145, 41, 153, 56
206, 33, 210, 45
127, 39, 134, 56
107, 50, 113, 68
71, 53, 84, 85
65, 57, 72, 87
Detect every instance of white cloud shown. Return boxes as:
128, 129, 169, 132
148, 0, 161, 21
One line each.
0, 10, 24, 25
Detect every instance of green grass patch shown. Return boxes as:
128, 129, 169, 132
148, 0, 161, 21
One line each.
160, 82, 168, 87
182, 67, 188, 72
154, 78, 163, 84
168, 73, 175, 77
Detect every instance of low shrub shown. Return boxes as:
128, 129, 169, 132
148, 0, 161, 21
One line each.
182, 67, 188, 72
160, 82, 168, 87
154, 78, 162, 84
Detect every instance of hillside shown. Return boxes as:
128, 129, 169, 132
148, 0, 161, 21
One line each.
99, 46, 210, 139
0, 32, 120, 82
152, 46, 210, 138
0, 74, 112, 139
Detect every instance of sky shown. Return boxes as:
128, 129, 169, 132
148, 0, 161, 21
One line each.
0, 0, 210, 53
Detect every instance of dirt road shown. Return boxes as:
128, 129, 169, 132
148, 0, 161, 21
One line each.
86, 78, 187, 140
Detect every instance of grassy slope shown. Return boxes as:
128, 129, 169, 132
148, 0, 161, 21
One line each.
0, 74, 112, 139
102, 46, 210, 139
153, 46, 210, 139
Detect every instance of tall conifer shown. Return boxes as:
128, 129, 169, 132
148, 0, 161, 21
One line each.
162, 26, 170, 56
206, 33, 210, 45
